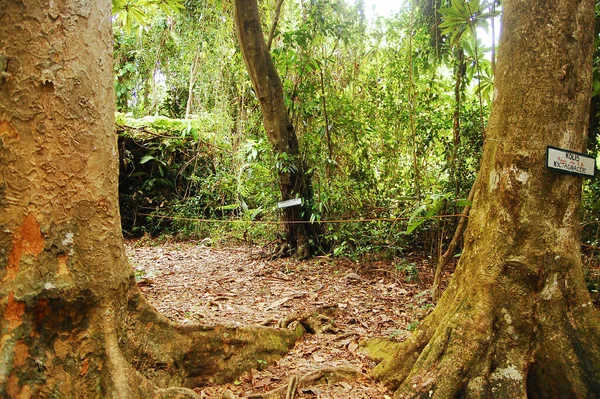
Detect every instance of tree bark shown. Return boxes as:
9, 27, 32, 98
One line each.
0, 2, 303, 398
364, 0, 600, 397
234, 0, 318, 258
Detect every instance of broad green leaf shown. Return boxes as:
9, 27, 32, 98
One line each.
140, 154, 155, 164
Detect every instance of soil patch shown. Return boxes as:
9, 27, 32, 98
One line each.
126, 240, 450, 398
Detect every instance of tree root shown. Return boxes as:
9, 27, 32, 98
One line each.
0, 280, 308, 398
359, 337, 404, 363
0, 287, 202, 399
222, 366, 365, 399
268, 235, 311, 261
276, 306, 339, 334
121, 283, 307, 389
270, 242, 290, 260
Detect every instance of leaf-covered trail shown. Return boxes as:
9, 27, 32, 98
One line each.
126, 240, 444, 398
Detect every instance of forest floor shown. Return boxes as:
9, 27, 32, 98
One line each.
126, 239, 600, 399
126, 239, 449, 399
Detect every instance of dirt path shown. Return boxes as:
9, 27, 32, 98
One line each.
126, 240, 446, 398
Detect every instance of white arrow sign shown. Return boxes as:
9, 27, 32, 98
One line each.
277, 198, 302, 208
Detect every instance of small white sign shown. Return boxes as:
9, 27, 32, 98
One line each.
546, 146, 596, 178
277, 198, 302, 208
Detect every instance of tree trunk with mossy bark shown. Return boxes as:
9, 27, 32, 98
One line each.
362, 0, 600, 397
0, 2, 304, 398
234, 0, 318, 259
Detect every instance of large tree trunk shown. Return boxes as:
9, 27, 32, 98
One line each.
0, 2, 303, 398
234, 0, 318, 259
363, 0, 600, 397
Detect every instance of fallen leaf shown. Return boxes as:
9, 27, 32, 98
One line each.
312, 353, 326, 362
348, 341, 359, 353
253, 378, 272, 388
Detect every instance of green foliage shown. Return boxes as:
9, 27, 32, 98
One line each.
582, 170, 600, 249
406, 320, 420, 331
112, 0, 492, 257
438, 0, 499, 46
117, 110, 289, 245
585, 265, 600, 295
106, 1, 594, 286
404, 193, 452, 235
112, 0, 185, 31
113, 0, 241, 118
110, 0, 600, 304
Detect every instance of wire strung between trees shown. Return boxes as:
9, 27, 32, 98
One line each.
135, 213, 599, 250
135, 212, 470, 225
582, 244, 600, 251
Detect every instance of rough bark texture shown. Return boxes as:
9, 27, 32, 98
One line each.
234, 0, 318, 259
364, 0, 600, 397
0, 2, 303, 398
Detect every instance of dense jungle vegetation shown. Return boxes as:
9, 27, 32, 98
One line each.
113, 0, 600, 273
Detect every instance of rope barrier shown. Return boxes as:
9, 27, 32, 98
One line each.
135, 212, 469, 225
135, 213, 600, 233
134, 213, 600, 251
582, 244, 600, 251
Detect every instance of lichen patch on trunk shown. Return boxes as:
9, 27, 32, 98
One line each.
5, 213, 44, 281
4, 292, 26, 330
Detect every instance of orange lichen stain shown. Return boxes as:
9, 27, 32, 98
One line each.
6, 374, 20, 398
6, 374, 32, 399
4, 213, 45, 281
13, 340, 30, 368
80, 358, 90, 376
0, 120, 20, 140
5, 292, 26, 330
57, 254, 69, 276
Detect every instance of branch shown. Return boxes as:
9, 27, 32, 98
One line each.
267, 0, 285, 51
431, 181, 476, 301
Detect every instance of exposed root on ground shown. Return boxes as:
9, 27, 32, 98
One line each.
2, 276, 310, 398
270, 243, 290, 260
276, 306, 339, 334
121, 282, 306, 389
222, 366, 366, 399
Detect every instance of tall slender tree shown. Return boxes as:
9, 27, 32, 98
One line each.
234, 0, 319, 259
0, 1, 302, 397
365, 0, 600, 396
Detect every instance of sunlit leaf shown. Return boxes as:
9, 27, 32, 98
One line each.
140, 154, 155, 164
